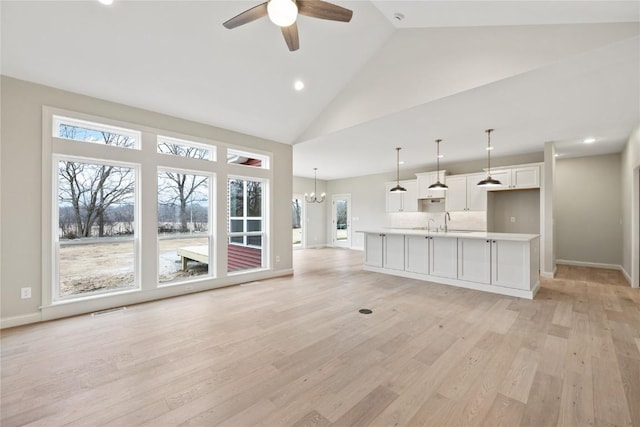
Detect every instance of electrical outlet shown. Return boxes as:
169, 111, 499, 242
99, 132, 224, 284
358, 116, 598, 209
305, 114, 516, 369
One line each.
276, 255, 280, 263
21, 287, 32, 299
510, 217, 516, 223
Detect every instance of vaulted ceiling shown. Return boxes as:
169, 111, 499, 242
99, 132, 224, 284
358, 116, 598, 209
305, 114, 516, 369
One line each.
2, 1, 639, 179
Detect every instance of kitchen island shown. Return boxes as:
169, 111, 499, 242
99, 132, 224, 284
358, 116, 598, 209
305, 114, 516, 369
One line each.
359, 229, 540, 299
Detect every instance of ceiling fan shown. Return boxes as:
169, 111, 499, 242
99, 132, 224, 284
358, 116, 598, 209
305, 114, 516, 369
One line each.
222, 0, 353, 51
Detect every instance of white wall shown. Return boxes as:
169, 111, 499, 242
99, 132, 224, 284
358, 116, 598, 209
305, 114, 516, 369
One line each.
1, 76, 293, 326
621, 124, 640, 286
555, 153, 622, 267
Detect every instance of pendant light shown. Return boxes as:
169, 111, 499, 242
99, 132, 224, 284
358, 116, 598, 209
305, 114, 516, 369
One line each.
428, 139, 448, 190
390, 147, 407, 192
305, 168, 325, 203
477, 129, 502, 187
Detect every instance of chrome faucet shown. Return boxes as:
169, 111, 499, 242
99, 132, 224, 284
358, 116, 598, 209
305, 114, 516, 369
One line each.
444, 212, 451, 233
427, 218, 435, 232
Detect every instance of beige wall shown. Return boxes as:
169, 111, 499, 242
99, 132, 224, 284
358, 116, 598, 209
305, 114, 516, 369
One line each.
621, 124, 640, 286
1, 76, 293, 326
293, 176, 327, 247
487, 189, 540, 234
555, 153, 622, 266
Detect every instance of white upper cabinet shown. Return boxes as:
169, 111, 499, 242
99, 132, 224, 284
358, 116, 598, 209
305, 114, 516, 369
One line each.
385, 180, 418, 212
487, 164, 540, 191
416, 171, 447, 199
445, 173, 487, 212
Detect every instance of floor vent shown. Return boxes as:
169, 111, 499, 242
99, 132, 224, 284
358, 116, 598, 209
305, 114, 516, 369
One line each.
91, 307, 127, 317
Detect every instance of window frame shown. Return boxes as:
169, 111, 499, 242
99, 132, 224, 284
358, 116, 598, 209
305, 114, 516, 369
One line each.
52, 115, 141, 150
157, 166, 216, 286
42, 106, 273, 313
51, 154, 141, 302
227, 175, 268, 272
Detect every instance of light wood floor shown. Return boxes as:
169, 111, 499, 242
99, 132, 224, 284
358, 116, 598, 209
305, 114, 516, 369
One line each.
1, 249, 639, 426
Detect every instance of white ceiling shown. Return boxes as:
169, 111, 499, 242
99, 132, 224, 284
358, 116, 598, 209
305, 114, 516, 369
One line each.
2, 1, 639, 180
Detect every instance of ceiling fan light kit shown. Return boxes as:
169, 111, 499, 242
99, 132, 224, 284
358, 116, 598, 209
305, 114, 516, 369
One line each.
223, 0, 353, 51
267, 0, 298, 27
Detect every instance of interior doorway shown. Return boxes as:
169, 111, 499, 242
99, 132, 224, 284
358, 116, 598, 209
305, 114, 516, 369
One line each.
332, 194, 351, 248
292, 194, 305, 249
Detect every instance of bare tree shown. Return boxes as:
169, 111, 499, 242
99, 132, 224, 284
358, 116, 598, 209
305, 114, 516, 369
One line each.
57, 126, 135, 238
58, 161, 134, 237
292, 199, 301, 229
158, 142, 209, 232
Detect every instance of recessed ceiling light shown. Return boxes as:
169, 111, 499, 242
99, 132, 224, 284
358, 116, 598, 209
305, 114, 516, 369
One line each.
437, 154, 444, 158
584, 137, 596, 144
399, 161, 405, 165
294, 80, 304, 91
554, 153, 559, 157
98, 0, 113, 5
393, 12, 405, 21
486, 146, 494, 151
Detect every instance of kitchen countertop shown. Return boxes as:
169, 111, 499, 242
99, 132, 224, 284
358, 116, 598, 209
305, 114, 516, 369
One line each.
357, 228, 539, 242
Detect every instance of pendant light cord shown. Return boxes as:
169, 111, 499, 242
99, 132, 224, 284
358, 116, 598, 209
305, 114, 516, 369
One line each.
396, 147, 401, 185
436, 139, 441, 180
486, 129, 493, 177
314, 168, 318, 194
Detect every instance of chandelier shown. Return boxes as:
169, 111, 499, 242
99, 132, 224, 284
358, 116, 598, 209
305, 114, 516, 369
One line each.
305, 168, 326, 203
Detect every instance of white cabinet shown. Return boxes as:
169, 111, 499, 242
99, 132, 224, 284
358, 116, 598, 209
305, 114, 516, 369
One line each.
491, 239, 531, 290
364, 233, 383, 267
384, 234, 406, 270
405, 235, 430, 274
445, 173, 487, 212
385, 180, 418, 212
416, 171, 447, 200
457, 237, 535, 290
364, 233, 405, 270
457, 238, 491, 284
488, 165, 540, 191
429, 236, 458, 279
405, 235, 458, 278
362, 230, 540, 299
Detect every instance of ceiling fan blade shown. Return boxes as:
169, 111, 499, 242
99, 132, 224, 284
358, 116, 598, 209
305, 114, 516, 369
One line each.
223, 2, 268, 29
297, 0, 353, 22
281, 22, 300, 51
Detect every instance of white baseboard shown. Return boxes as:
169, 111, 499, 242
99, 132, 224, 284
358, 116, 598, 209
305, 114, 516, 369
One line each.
540, 264, 558, 279
556, 259, 623, 271
1, 268, 293, 329
621, 267, 633, 286
1, 313, 42, 329
305, 244, 327, 249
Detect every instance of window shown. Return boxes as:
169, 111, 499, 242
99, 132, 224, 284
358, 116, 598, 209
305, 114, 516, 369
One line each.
157, 135, 215, 161
158, 169, 212, 284
53, 115, 139, 149
45, 108, 272, 309
227, 148, 269, 169
56, 158, 137, 299
228, 178, 265, 272
292, 196, 303, 246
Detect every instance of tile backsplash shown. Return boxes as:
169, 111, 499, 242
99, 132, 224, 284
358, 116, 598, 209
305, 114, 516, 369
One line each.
386, 211, 487, 231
